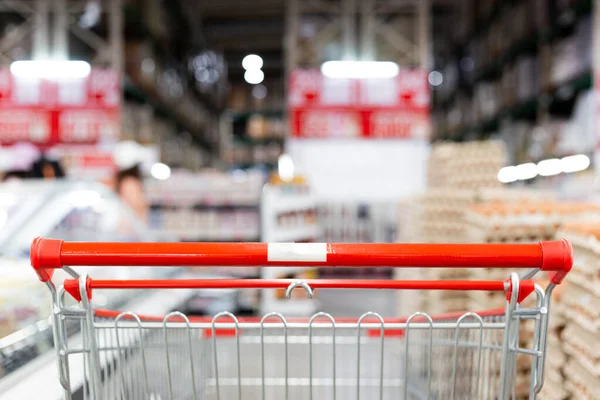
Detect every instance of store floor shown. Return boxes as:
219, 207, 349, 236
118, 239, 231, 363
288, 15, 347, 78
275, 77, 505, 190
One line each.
317, 289, 396, 317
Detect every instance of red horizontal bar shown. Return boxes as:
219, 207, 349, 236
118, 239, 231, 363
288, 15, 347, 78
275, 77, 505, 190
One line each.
85, 278, 508, 291
60, 242, 545, 267
31, 238, 572, 285
32, 238, 571, 268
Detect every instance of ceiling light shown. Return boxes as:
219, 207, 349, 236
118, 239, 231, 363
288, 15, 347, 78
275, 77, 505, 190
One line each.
278, 154, 294, 182
242, 54, 263, 71
497, 166, 518, 183
151, 163, 171, 180
516, 163, 538, 180
536, 158, 562, 177
10, 60, 91, 80
244, 69, 264, 84
320, 61, 399, 79
560, 154, 590, 173
428, 71, 443, 86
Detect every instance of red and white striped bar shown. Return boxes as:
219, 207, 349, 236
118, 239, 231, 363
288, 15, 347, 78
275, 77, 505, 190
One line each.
31, 238, 572, 284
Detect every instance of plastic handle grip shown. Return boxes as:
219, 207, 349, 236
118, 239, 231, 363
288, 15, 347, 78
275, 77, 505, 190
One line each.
31, 238, 573, 283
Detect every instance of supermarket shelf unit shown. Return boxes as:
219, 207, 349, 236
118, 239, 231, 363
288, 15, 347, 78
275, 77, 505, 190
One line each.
433, 0, 593, 165
147, 170, 263, 243
221, 109, 286, 171
318, 201, 397, 278
260, 183, 321, 315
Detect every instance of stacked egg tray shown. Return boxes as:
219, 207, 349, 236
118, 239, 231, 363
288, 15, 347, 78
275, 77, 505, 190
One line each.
555, 225, 600, 399
462, 204, 600, 399
465, 202, 600, 244
426, 140, 506, 189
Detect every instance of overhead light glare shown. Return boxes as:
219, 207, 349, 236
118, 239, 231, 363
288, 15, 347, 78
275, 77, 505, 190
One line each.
516, 163, 538, 180
151, 163, 171, 180
242, 54, 263, 71
278, 154, 294, 182
560, 154, 590, 173
244, 69, 264, 84
537, 158, 561, 176
497, 166, 518, 183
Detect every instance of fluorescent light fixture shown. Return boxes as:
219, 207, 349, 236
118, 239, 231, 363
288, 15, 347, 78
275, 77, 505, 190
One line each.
497, 166, 518, 183
560, 154, 590, 173
242, 54, 263, 71
321, 61, 399, 79
516, 163, 538, 180
151, 163, 171, 180
10, 60, 91, 80
278, 154, 294, 182
244, 69, 264, 84
537, 158, 561, 177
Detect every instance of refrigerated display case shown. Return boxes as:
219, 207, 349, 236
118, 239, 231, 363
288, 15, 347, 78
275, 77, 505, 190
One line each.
0, 180, 243, 397
0, 180, 163, 383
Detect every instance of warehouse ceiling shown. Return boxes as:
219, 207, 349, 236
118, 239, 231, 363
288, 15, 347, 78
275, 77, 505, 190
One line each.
198, 0, 285, 83
197, 0, 455, 83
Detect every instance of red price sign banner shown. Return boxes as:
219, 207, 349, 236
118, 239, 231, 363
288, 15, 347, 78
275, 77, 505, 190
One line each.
289, 68, 430, 139
0, 68, 120, 146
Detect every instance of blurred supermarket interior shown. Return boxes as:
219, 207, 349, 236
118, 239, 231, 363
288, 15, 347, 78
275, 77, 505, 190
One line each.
0, 0, 599, 399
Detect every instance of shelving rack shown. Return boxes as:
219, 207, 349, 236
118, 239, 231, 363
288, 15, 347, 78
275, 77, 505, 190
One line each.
432, 0, 593, 162
221, 109, 286, 171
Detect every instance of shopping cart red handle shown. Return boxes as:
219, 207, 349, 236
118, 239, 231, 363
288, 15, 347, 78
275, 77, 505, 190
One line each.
63, 278, 536, 304
30, 238, 572, 284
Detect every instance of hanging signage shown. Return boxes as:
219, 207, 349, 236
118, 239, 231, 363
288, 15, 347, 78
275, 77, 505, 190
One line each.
288, 68, 430, 139
0, 68, 120, 146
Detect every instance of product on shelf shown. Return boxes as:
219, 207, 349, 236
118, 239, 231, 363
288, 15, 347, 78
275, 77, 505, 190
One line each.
147, 170, 264, 242
462, 214, 600, 400
557, 224, 600, 400
427, 140, 506, 189
260, 181, 321, 315
466, 202, 600, 244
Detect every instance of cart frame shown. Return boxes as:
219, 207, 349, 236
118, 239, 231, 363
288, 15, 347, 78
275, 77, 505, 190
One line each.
30, 238, 572, 399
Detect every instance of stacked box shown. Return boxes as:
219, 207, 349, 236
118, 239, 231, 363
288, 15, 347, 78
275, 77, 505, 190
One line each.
557, 225, 600, 399
426, 141, 506, 189
463, 203, 600, 399
466, 202, 600, 245
414, 140, 549, 315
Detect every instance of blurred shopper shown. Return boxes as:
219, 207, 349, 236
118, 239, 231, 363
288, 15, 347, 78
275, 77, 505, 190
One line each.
29, 156, 65, 179
115, 164, 148, 223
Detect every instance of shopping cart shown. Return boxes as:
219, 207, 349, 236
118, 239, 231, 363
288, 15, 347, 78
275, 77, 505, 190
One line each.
30, 238, 572, 400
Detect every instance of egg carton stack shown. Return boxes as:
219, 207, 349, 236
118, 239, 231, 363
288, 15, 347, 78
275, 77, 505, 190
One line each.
466, 203, 600, 311
464, 201, 599, 316
426, 141, 506, 189
422, 141, 507, 245
419, 188, 547, 314
463, 206, 600, 400
556, 225, 600, 400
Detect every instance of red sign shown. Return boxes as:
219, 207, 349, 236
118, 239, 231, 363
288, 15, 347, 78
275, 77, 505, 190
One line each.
288, 69, 430, 139
0, 68, 120, 146
57, 146, 116, 181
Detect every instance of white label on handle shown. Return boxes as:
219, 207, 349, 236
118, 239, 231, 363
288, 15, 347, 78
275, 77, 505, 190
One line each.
267, 243, 328, 262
